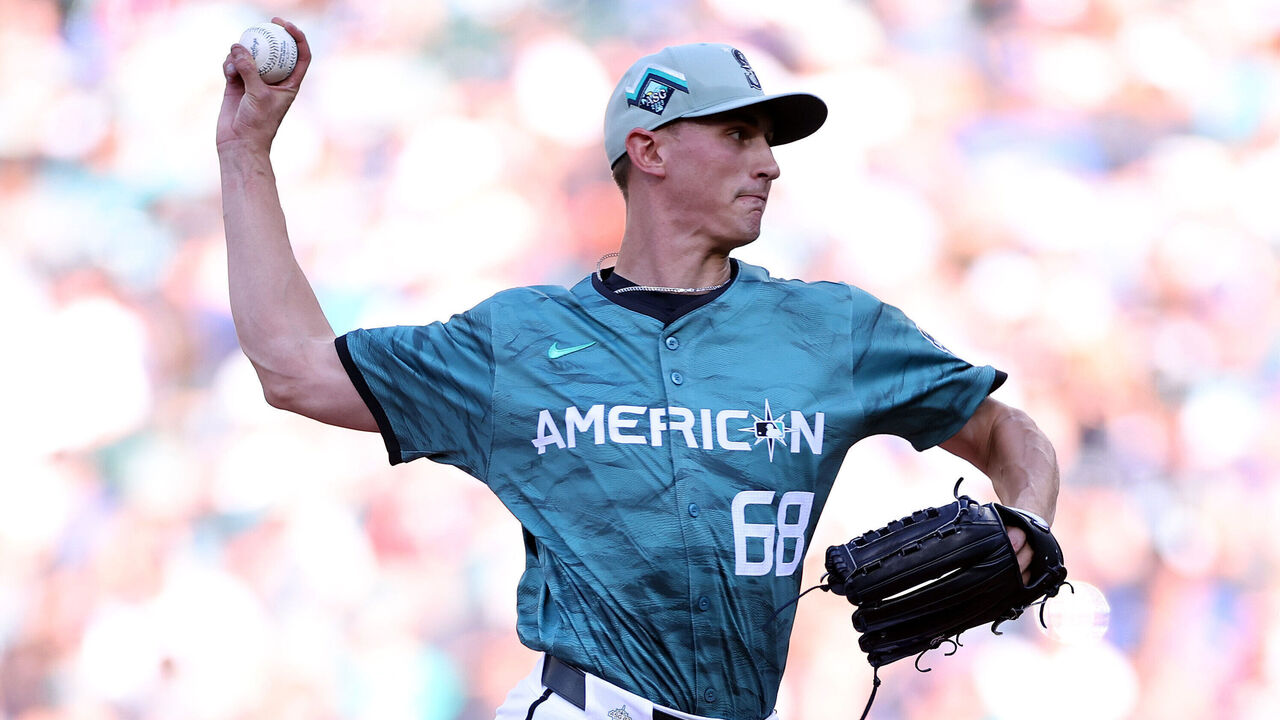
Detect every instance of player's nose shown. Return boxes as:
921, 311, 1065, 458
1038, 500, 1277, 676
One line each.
754, 142, 780, 181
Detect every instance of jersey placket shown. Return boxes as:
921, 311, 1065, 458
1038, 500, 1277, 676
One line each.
655, 320, 724, 716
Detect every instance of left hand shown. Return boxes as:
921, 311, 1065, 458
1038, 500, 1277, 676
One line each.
1007, 526, 1032, 584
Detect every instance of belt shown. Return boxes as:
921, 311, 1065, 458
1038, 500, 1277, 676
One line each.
542, 655, 682, 720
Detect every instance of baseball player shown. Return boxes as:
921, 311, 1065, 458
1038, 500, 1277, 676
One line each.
218, 19, 1059, 720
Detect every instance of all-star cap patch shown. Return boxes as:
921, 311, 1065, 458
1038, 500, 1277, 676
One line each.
604, 43, 828, 168
625, 67, 690, 115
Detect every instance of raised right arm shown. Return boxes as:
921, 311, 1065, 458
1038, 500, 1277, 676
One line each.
217, 18, 376, 431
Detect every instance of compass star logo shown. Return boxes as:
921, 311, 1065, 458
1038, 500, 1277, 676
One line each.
738, 398, 794, 461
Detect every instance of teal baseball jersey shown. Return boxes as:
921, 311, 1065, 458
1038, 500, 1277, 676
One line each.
336, 261, 1002, 720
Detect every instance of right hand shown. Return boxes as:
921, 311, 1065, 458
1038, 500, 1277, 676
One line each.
217, 17, 311, 155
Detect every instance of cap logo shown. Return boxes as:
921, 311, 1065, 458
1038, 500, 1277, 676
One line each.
732, 49, 762, 90
625, 67, 690, 116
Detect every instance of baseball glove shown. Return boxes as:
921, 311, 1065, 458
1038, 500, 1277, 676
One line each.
823, 479, 1067, 717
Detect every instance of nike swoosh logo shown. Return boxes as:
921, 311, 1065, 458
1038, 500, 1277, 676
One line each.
548, 341, 597, 359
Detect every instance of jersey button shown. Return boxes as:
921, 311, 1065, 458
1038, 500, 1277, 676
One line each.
703, 688, 717, 704
697, 596, 710, 611
688, 503, 700, 518
665, 336, 680, 350
670, 371, 684, 385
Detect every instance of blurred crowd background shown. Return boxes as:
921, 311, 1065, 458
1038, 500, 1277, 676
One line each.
2, 0, 1278, 718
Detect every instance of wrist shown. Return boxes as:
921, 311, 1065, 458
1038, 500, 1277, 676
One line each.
1009, 506, 1050, 529
217, 138, 273, 162
1011, 493, 1056, 527
218, 144, 277, 183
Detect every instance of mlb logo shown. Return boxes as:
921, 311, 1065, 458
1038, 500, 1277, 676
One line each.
755, 419, 785, 440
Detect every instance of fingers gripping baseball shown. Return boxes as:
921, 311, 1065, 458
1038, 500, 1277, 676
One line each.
216, 19, 311, 153
266, 17, 312, 84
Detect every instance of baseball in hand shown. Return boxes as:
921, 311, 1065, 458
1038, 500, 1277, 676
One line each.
238, 22, 298, 84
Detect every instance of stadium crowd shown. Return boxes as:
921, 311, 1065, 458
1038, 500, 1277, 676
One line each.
1, 0, 1278, 718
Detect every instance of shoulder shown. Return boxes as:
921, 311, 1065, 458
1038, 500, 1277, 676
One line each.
470, 283, 584, 314
735, 261, 883, 311
464, 282, 600, 336
484, 284, 571, 303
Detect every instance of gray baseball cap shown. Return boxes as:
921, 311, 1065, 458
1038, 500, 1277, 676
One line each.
604, 43, 827, 168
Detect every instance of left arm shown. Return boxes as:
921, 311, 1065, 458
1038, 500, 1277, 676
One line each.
939, 397, 1058, 523
939, 397, 1060, 578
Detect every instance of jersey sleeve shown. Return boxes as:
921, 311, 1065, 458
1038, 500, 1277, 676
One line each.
335, 304, 494, 477
851, 294, 1005, 451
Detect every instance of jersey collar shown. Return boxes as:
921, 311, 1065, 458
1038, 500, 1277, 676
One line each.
590, 259, 741, 326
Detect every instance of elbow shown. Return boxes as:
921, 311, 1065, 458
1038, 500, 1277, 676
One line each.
241, 341, 320, 414
261, 382, 292, 411
254, 364, 309, 413
260, 376, 309, 413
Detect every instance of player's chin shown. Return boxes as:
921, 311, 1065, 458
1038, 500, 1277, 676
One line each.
711, 215, 765, 249
739, 216, 766, 242
719, 229, 762, 252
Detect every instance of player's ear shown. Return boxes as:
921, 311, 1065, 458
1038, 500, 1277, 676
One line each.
625, 128, 666, 179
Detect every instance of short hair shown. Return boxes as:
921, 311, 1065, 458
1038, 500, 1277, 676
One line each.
611, 158, 631, 199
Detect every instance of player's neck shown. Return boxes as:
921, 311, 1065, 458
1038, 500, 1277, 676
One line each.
614, 205, 738, 290
612, 234, 733, 292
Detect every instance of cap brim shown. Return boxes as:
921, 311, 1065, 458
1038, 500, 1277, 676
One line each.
681, 91, 828, 146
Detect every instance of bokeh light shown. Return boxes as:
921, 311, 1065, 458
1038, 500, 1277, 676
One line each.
1040, 581, 1111, 645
